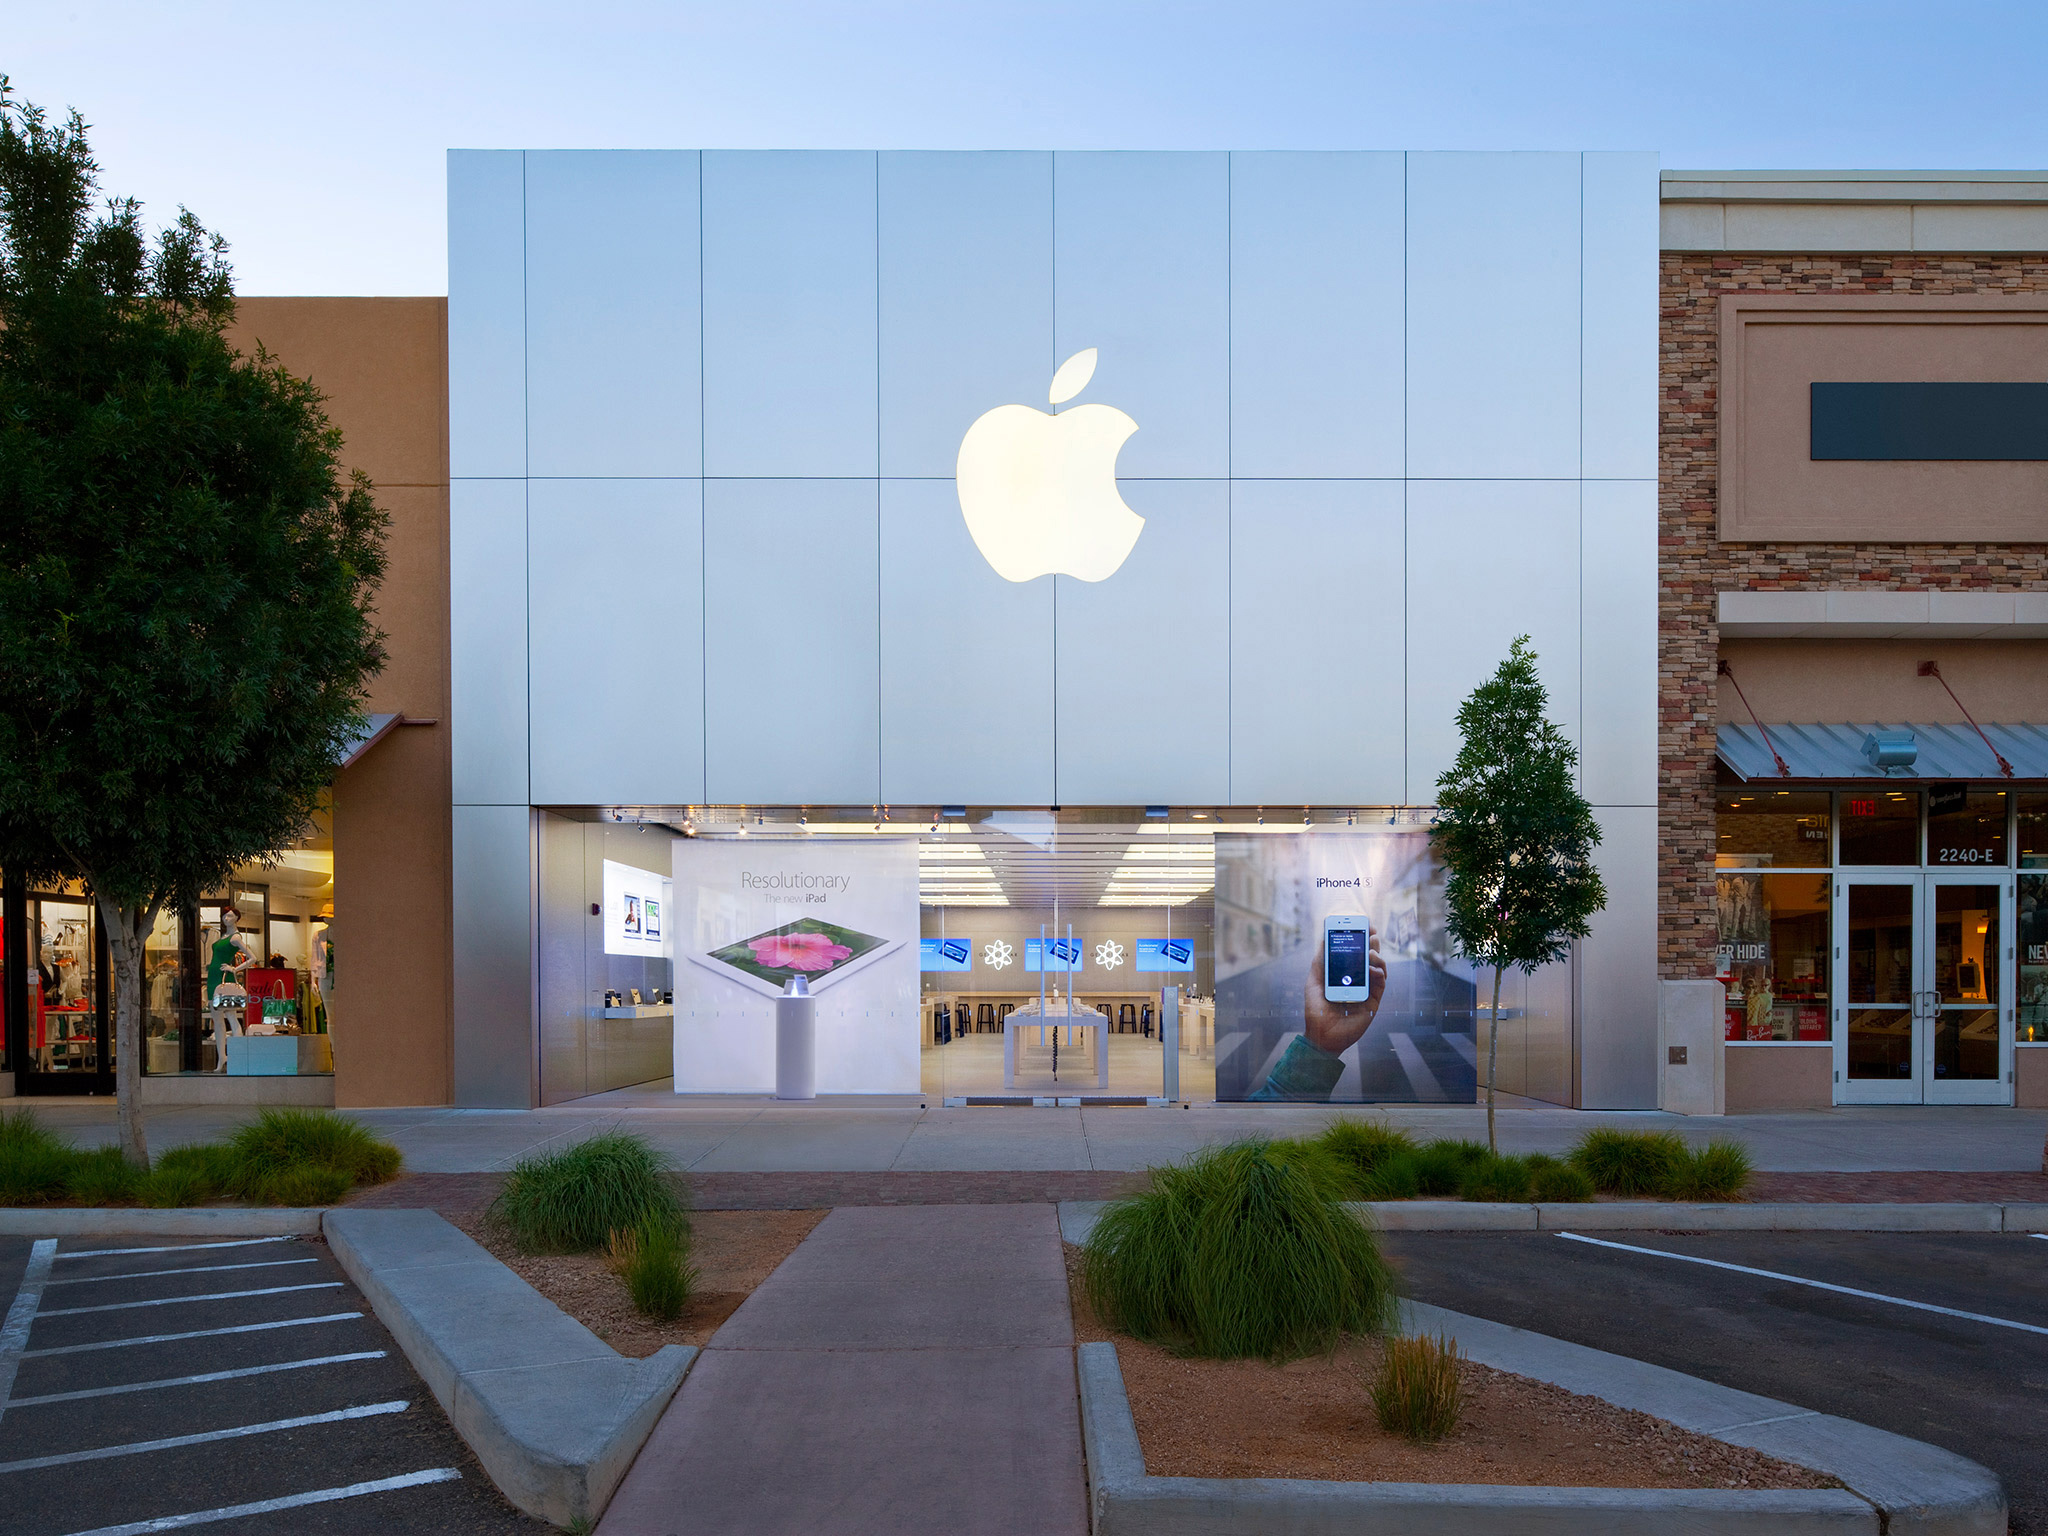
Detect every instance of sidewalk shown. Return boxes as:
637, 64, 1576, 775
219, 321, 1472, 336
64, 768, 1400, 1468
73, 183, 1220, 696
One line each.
597, 1205, 1086, 1536
24, 1099, 2048, 1176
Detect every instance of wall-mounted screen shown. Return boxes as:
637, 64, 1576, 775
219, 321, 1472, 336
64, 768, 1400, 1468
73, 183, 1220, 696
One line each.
1136, 938, 1195, 972
603, 859, 672, 957
920, 937, 973, 972
1025, 937, 1081, 972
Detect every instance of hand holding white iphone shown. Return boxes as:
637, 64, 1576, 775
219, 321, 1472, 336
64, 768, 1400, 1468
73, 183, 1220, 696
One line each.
1322, 914, 1373, 1002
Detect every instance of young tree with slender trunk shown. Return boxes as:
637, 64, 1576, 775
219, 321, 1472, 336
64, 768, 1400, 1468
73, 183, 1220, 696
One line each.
0, 79, 386, 1165
1431, 636, 1606, 1153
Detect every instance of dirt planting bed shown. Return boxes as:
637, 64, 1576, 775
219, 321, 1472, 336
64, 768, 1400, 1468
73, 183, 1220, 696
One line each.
454, 1208, 823, 1357
1063, 1245, 1833, 1490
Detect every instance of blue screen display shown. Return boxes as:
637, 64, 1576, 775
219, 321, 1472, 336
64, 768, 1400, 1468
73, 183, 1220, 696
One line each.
1025, 938, 1081, 972
1136, 939, 1194, 972
919, 937, 973, 972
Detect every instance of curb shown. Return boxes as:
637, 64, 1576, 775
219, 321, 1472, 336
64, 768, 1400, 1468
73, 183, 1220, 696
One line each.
324, 1208, 693, 1527
1056, 1200, 2047, 1246
0, 1207, 324, 1236
1077, 1340, 1879, 1535
1078, 1315, 2004, 1536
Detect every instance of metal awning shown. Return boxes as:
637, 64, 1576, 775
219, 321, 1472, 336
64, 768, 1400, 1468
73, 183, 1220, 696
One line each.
335, 713, 401, 770
1717, 722, 2048, 782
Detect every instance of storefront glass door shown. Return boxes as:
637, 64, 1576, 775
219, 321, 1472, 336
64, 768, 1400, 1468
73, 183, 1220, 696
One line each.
1834, 875, 2011, 1105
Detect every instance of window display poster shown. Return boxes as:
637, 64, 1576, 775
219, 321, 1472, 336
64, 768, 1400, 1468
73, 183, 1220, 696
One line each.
604, 860, 672, 957
1213, 830, 1477, 1104
669, 838, 920, 1093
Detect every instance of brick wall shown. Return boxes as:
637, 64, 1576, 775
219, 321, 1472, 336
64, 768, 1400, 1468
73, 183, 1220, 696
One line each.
1658, 253, 2048, 979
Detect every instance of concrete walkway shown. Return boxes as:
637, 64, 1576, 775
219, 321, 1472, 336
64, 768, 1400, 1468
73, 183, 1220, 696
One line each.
25, 1098, 2048, 1174
597, 1205, 1085, 1536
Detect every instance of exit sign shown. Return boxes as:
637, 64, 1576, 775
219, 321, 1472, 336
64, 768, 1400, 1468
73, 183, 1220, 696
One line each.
1846, 799, 1877, 817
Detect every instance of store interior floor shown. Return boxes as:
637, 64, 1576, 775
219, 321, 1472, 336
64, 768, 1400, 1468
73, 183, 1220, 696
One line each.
918, 1031, 1215, 1101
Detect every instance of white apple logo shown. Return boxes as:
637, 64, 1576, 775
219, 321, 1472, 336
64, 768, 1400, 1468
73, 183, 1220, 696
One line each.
955, 348, 1144, 583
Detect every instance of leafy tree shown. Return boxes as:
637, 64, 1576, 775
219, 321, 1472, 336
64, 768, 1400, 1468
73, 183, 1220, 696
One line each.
0, 79, 387, 1165
1432, 637, 1606, 1153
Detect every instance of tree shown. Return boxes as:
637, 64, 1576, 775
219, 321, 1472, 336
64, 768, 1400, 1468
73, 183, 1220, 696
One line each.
0, 79, 387, 1165
1431, 636, 1606, 1153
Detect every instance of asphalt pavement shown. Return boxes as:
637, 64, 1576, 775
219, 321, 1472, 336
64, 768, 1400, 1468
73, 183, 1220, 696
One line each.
1385, 1227, 2048, 1536
0, 1233, 543, 1536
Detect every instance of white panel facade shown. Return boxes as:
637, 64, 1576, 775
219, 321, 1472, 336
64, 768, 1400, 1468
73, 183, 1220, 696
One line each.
1053, 152, 1230, 480
703, 479, 880, 804
449, 478, 529, 806
1580, 152, 1661, 481
1229, 153, 1406, 479
1228, 481, 1406, 805
524, 152, 702, 478
1404, 480, 1582, 799
878, 480, 1055, 805
1580, 480, 1659, 806
447, 151, 527, 479
702, 152, 878, 478
878, 152, 1053, 479
1054, 480, 1231, 804
528, 480, 705, 805
1578, 806, 1660, 1109
1405, 153, 1582, 480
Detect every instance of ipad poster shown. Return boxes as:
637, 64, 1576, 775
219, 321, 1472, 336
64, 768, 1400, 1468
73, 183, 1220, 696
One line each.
669, 837, 919, 1094
1211, 830, 1477, 1106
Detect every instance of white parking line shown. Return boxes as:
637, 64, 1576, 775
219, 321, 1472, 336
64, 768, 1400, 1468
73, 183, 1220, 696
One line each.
23, 1312, 363, 1358
40, 1282, 343, 1318
56, 1238, 295, 1261
0, 1239, 59, 1417
48, 1259, 318, 1287
0, 1399, 409, 1473
7, 1351, 387, 1408
1556, 1231, 2048, 1337
56, 1466, 462, 1535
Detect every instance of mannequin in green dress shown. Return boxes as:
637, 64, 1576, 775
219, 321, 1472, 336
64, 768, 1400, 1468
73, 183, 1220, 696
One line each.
205, 905, 254, 1003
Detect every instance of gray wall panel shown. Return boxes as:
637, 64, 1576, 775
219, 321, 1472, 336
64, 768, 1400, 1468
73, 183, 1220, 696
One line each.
1229, 152, 1406, 479
525, 152, 702, 478
1053, 152, 1230, 480
447, 150, 527, 479
1580, 152, 1660, 482
1406, 153, 1582, 480
879, 152, 1053, 479
453, 804, 535, 1107
1228, 480, 1405, 805
878, 480, 1054, 805
535, 811, 586, 1104
704, 479, 880, 803
1404, 480, 1581, 800
1578, 805, 1659, 1109
528, 480, 705, 805
1580, 480, 1658, 807
702, 151, 878, 477
1055, 480, 1230, 804
450, 479, 529, 806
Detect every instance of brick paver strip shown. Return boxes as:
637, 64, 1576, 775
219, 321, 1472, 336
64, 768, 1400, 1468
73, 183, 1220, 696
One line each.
343, 1167, 2048, 1215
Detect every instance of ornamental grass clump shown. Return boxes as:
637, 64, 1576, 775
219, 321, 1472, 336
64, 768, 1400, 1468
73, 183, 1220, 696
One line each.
1525, 1154, 1595, 1204
1313, 1119, 1417, 1198
223, 1109, 402, 1203
1665, 1140, 1753, 1202
0, 1110, 74, 1205
606, 1217, 697, 1321
1411, 1138, 1489, 1197
492, 1130, 688, 1254
1569, 1128, 1687, 1196
1083, 1139, 1398, 1361
1373, 1333, 1463, 1442
1456, 1151, 1532, 1203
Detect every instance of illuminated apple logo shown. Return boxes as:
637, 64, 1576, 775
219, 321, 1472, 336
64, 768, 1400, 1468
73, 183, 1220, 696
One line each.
955, 348, 1144, 583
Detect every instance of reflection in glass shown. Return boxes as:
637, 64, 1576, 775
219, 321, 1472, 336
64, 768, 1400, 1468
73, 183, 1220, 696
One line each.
1716, 873, 1830, 1040
2019, 795, 2048, 870
1715, 790, 1832, 869
1845, 883, 1914, 1080
2021, 873, 2048, 1044
1838, 791, 1919, 866
1932, 883, 1999, 1081
1926, 788, 2007, 869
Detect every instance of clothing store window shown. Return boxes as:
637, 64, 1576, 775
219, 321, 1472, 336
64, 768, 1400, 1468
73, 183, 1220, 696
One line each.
1717, 872, 1831, 1041
2016, 794, 2048, 870
1715, 790, 1832, 869
32, 885, 102, 1076
1838, 790, 1920, 866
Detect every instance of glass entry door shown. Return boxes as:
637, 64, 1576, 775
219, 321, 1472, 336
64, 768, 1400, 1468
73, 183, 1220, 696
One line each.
1834, 875, 2012, 1105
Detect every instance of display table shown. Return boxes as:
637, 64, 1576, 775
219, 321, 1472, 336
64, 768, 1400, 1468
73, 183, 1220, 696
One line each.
1003, 1001, 1108, 1090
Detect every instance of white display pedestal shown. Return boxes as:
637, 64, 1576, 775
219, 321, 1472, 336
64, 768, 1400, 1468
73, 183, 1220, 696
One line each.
775, 980, 816, 1100
1160, 986, 1180, 1103
1003, 1008, 1108, 1091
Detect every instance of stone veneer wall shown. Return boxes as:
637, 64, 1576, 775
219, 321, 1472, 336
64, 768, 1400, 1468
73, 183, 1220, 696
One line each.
1658, 252, 2048, 979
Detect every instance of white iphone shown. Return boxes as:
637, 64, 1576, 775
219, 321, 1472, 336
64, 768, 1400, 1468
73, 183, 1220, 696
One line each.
1322, 914, 1373, 1002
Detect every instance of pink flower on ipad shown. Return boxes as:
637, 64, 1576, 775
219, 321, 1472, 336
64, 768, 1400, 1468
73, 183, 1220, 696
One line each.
749, 931, 852, 972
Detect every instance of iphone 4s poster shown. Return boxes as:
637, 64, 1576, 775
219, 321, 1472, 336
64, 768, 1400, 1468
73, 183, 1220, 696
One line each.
1212, 830, 1479, 1104
668, 837, 920, 1094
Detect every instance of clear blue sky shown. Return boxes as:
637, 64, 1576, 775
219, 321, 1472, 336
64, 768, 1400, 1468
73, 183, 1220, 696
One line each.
10, 0, 2046, 294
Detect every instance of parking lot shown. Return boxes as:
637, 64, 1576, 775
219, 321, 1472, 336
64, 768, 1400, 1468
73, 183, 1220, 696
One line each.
1385, 1227, 2048, 1536
0, 1233, 541, 1535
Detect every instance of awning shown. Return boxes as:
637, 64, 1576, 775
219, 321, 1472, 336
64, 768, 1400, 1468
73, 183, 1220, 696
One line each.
335, 713, 401, 770
1717, 722, 2048, 782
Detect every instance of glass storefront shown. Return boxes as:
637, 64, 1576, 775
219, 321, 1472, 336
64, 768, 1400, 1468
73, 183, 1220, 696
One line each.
537, 806, 1508, 1108
1717, 784, 2034, 1102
